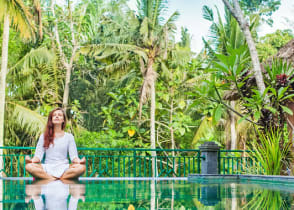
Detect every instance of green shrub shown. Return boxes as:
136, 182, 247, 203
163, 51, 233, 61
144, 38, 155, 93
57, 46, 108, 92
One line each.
248, 128, 291, 175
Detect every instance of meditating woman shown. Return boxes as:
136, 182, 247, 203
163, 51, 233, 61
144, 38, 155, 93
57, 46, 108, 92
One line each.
25, 107, 86, 180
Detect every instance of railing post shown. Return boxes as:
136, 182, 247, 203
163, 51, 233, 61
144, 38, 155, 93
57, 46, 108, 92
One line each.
199, 142, 220, 174
133, 150, 136, 177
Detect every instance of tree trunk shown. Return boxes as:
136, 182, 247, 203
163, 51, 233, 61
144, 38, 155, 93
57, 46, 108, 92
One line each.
230, 101, 237, 150
222, 0, 267, 96
0, 13, 10, 175
62, 65, 71, 109
51, 0, 77, 111
146, 56, 157, 177
171, 181, 175, 210
242, 24, 266, 95
231, 183, 237, 210
169, 88, 177, 175
150, 180, 156, 210
170, 94, 175, 152
150, 78, 157, 177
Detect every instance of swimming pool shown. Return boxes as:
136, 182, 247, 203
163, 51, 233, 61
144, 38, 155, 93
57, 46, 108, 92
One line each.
1, 177, 294, 209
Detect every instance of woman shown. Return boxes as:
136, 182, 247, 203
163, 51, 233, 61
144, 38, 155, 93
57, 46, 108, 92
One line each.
25, 108, 86, 180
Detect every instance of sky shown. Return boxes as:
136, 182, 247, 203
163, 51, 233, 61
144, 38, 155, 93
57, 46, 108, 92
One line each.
127, 0, 294, 53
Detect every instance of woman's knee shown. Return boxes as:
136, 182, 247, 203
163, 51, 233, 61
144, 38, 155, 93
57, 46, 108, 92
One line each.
74, 164, 86, 175
26, 163, 41, 173
79, 165, 86, 174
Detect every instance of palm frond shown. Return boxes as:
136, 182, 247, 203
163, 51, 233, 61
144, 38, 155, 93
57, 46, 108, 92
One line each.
99, 58, 131, 73
170, 46, 193, 66
10, 47, 54, 75
8, 47, 60, 102
0, 0, 35, 40
161, 11, 179, 33
81, 43, 147, 61
140, 17, 149, 44
202, 5, 214, 21
202, 37, 216, 58
152, 0, 168, 27
8, 102, 46, 137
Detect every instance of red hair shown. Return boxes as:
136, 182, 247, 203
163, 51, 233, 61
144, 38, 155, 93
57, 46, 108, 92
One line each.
43, 108, 67, 149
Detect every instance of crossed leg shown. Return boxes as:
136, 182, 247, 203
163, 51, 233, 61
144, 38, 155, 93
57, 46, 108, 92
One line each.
60, 163, 86, 180
25, 163, 56, 180
25, 156, 86, 180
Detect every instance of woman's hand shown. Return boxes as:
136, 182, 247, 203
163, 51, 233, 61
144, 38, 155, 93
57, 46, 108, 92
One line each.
25, 156, 40, 164
72, 157, 86, 164
80, 157, 86, 164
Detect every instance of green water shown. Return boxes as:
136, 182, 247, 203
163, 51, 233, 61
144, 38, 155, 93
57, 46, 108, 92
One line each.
2, 179, 294, 209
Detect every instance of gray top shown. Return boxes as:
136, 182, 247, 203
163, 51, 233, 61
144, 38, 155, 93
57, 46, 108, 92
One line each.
34, 132, 78, 164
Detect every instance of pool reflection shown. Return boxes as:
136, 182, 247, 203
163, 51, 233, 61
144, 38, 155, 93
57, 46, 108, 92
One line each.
198, 184, 221, 206
25, 179, 85, 210
2, 179, 294, 209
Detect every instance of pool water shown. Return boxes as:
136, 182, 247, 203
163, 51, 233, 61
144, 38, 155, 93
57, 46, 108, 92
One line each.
1, 178, 294, 209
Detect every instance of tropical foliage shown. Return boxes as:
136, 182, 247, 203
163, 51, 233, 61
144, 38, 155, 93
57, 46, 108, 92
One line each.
1, 0, 294, 177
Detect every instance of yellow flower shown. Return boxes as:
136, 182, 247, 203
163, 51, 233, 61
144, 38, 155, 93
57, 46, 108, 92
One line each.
128, 204, 135, 210
128, 129, 135, 137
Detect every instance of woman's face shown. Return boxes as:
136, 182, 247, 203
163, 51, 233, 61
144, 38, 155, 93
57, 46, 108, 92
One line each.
52, 110, 64, 125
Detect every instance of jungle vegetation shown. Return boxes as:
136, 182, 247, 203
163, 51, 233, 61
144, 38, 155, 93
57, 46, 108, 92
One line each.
1, 0, 294, 175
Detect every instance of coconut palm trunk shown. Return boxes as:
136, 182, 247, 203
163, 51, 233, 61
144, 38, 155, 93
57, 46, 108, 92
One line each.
146, 57, 157, 177
0, 13, 10, 173
150, 80, 157, 177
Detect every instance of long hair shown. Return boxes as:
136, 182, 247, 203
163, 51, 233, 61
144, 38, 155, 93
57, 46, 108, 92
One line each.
43, 108, 67, 149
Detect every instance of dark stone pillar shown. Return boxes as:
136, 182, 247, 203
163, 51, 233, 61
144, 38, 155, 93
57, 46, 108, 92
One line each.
199, 142, 220, 174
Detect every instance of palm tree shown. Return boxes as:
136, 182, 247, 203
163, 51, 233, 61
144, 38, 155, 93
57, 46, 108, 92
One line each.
83, 0, 179, 177
0, 0, 36, 172
136, 1, 179, 177
202, 5, 248, 55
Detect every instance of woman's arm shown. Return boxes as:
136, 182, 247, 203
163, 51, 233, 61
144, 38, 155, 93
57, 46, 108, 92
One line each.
68, 134, 86, 164
26, 135, 44, 164
34, 134, 45, 162
68, 134, 79, 161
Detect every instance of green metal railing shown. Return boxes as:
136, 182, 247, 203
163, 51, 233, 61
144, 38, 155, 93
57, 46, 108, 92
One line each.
219, 150, 257, 174
0, 146, 258, 177
0, 146, 202, 177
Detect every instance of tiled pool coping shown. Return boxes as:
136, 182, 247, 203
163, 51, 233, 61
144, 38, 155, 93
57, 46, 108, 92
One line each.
188, 174, 294, 183
188, 174, 294, 193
